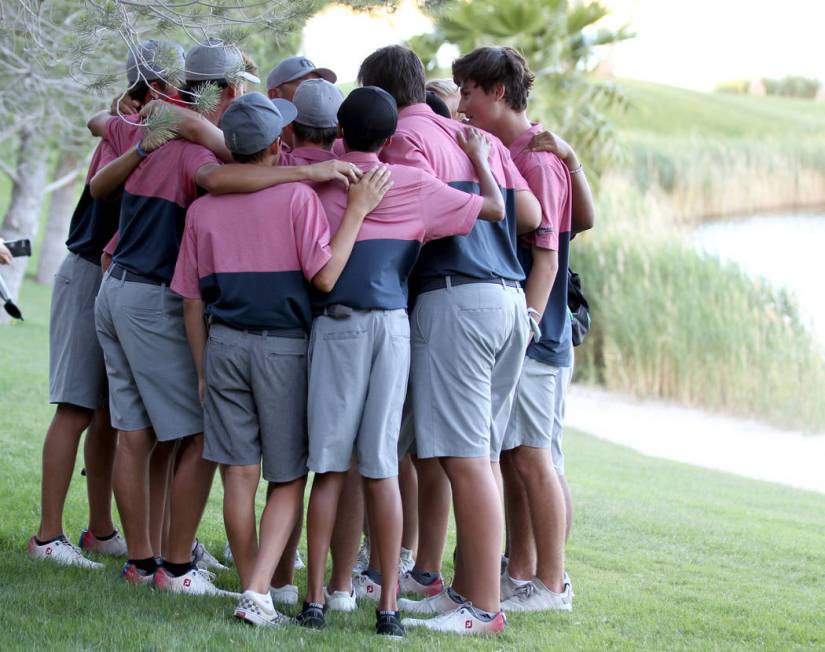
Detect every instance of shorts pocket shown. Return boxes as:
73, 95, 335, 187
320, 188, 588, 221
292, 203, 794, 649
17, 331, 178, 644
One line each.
323, 329, 366, 341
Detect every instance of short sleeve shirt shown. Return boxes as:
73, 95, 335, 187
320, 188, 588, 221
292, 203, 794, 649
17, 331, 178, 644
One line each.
312, 150, 483, 310
108, 128, 220, 283
509, 123, 573, 367
171, 182, 332, 331
380, 103, 529, 283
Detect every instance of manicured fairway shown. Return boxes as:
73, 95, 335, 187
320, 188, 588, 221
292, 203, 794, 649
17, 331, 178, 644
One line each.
1, 280, 824, 650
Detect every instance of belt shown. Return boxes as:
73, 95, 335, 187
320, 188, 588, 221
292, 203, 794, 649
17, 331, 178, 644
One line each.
242, 328, 306, 339
210, 321, 306, 339
109, 264, 164, 286
417, 274, 520, 294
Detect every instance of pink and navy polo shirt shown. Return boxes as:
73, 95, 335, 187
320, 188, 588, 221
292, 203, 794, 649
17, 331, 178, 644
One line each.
171, 183, 332, 331
509, 123, 573, 367
313, 150, 483, 310
379, 103, 530, 285
106, 117, 219, 283
66, 116, 141, 265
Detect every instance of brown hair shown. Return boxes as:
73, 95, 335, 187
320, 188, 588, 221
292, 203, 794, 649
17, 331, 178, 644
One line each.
358, 45, 426, 109
451, 46, 534, 112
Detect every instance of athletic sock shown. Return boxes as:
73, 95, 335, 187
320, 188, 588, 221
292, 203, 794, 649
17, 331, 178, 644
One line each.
474, 609, 496, 622
34, 535, 61, 546
364, 567, 383, 584
92, 530, 117, 541
248, 590, 274, 609
410, 567, 440, 586
509, 575, 531, 587
129, 557, 159, 574
446, 586, 467, 605
163, 560, 195, 577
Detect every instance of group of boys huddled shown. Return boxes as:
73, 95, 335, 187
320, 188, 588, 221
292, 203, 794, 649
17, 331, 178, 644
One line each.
29, 37, 594, 639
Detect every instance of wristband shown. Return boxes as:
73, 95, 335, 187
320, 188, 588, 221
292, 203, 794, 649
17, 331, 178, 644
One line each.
135, 142, 149, 158
569, 163, 583, 175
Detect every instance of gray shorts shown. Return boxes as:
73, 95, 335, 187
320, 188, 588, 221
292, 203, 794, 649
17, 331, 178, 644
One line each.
410, 280, 529, 462
503, 355, 573, 475
397, 393, 416, 457
49, 253, 107, 410
94, 270, 203, 441
503, 355, 561, 451
551, 359, 573, 476
203, 324, 308, 483
307, 308, 410, 479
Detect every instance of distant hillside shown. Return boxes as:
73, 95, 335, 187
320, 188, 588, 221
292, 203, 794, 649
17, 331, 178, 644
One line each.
609, 79, 825, 142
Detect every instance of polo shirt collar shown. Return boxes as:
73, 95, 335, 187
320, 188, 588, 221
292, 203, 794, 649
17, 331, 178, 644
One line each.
398, 103, 435, 120
339, 150, 382, 168
508, 123, 543, 159
290, 146, 335, 162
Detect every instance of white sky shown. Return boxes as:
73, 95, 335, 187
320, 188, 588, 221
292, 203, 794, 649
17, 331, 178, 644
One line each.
301, 0, 824, 91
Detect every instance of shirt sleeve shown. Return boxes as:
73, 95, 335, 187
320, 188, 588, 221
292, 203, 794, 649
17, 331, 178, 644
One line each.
105, 115, 142, 156
95, 139, 119, 170
522, 154, 570, 251
170, 209, 202, 299
292, 190, 333, 281
380, 130, 436, 176
417, 171, 483, 243
501, 144, 531, 192
183, 145, 220, 185
102, 232, 118, 256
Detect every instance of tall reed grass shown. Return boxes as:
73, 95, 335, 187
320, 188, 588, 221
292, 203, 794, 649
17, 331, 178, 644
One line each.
571, 230, 825, 431
572, 79, 825, 430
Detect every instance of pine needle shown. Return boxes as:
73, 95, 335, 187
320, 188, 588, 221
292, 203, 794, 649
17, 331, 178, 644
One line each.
193, 82, 221, 115
141, 106, 179, 150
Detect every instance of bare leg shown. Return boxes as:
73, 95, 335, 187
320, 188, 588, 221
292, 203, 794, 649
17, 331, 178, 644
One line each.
249, 477, 306, 594
83, 408, 117, 536
328, 467, 364, 592
441, 457, 502, 614
512, 446, 565, 591
363, 476, 402, 612
163, 434, 216, 564
148, 440, 176, 557
399, 454, 418, 555
500, 451, 536, 580
222, 464, 260, 587
559, 474, 572, 542
37, 404, 93, 540
411, 457, 451, 574
271, 484, 304, 588
305, 471, 347, 604
113, 428, 156, 560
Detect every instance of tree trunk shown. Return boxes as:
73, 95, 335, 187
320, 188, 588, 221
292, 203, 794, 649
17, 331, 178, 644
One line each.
35, 151, 80, 284
0, 128, 49, 325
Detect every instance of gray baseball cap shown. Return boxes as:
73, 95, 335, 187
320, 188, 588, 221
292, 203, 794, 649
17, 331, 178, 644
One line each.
220, 92, 298, 155
185, 39, 260, 85
292, 79, 344, 128
126, 40, 185, 85
266, 56, 336, 90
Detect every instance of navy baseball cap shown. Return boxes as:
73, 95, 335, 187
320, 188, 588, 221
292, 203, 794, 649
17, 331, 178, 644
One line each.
266, 56, 336, 90
126, 40, 185, 85
338, 86, 397, 143
293, 79, 344, 128
220, 92, 298, 155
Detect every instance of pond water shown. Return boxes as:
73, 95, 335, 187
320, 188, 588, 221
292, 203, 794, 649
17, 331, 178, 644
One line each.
692, 212, 825, 346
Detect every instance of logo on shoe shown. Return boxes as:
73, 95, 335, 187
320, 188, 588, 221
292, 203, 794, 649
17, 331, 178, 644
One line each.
367, 585, 374, 593
465, 619, 472, 629
183, 578, 191, 588
46, 547, 52, 555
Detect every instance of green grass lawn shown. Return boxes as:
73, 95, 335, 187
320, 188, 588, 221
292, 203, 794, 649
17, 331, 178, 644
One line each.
2, 278, 825, 650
